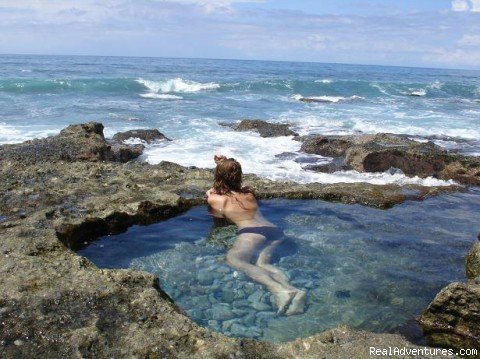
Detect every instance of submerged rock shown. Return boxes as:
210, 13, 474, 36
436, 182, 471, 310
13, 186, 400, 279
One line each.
224, 119, 298, 137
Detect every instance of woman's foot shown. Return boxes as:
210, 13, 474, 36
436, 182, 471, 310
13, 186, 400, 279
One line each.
274, 290, 296, 316
285, 290, 306, 316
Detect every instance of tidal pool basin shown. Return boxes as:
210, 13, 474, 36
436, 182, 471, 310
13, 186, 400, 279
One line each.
78, 188, 480, 342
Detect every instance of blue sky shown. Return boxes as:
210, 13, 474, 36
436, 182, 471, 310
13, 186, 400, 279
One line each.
0, 0, 479, 69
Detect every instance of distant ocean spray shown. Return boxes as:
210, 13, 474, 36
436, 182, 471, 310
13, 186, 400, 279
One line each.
1, 55, 479, 185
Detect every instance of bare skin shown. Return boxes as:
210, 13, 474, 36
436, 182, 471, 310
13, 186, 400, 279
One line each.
206, 155, 306, 315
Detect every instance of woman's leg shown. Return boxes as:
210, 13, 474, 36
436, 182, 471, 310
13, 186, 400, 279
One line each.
256, 239, 293, 288
256, 239, 306, 316
226, 234, 296, 314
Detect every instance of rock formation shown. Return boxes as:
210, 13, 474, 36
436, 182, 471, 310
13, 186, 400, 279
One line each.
0, 122, 471, 358
221, 119, 298, 137
299, 133, 480, 185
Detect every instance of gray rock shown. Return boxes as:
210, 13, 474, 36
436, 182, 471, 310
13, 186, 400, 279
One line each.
419, 281, 480, 351
197, 269, 215, 285
466, 235, 480, 279
209, 303, 235, 321
228, 119, 298, 138
112, 129, 171, 143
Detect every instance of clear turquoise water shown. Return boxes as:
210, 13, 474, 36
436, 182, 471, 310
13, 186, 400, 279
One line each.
1, 55, 479, 185
79, 188, 480, 342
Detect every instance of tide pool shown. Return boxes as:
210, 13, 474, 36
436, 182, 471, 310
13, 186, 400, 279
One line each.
78, 188, 480, 342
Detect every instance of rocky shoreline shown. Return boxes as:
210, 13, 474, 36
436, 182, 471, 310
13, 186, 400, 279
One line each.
1, 122, 479, 358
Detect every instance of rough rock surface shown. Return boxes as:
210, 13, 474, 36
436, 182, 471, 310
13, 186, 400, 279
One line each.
299, 133, 480, 185
0, 123, 466, 358
419, 281, 480, 352
466, 234, 480, 279
112, 129, 171, 143
0, 122, 147, 165
224, 119, 298, 137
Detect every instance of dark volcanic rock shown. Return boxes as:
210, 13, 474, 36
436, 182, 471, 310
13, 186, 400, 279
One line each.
229, 119, 298, 137
466, 234, 480, 279
299, 133, 480, 185
112, 129, 171, 143
419, 233, 480, 352
0, 122, 113, 164
0, 122, 153, 165
419, 281, 480, 351
301, 135, 354, 157
109, 142, 145, 163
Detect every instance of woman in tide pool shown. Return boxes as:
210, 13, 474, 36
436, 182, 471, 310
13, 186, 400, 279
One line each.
205, 154, 306, 315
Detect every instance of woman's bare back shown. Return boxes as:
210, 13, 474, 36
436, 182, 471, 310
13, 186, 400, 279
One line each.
206, 190, 274, 228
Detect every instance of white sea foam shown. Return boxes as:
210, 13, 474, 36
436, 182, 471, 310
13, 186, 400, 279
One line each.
410, 89, 427, 97
136, 77, 220, 94
140, 125, 454, 187
429, 81, 444, 90
140, 93, 183, 100
0, 123, 59, 144
314, 79, 333, 84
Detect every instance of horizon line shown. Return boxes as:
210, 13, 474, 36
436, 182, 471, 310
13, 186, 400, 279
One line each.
1, 52, 479, 73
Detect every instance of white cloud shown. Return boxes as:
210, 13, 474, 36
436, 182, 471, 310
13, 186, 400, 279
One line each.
451, 0, 480, 11
452, 0, 470, 11
157, 0, 266, 14
458, 33, 480, 46
424, 47, 480, 67
470, 0, 480, 11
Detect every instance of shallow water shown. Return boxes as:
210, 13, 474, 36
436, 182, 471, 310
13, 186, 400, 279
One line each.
79, 188, 480, 342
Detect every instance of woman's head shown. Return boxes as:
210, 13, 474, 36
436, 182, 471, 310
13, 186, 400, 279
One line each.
213, 157, 242, 195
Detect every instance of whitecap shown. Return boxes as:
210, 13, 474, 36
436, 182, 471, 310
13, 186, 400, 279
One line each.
429, 81, 444, 90
314, 79, 333, 84
136, 77, 220, 93
409, 89, 427, 97
140, 93, 183, 100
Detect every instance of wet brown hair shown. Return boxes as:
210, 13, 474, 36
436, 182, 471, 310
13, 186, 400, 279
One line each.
213, 158, 243, 195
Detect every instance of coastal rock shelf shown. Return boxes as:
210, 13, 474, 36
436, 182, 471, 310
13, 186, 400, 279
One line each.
0, 122, 479, 358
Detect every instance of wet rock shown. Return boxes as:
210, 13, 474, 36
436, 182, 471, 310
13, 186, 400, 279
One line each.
0, 122, 156, 165
301, 135, 353, 157
0, 122, 112, 164
230, 323, 261, 338
209, 303, 236, 321
112, 129, 171, 143
109, 142, 145, 162
466, 234, 480, 279
197, 269, 215, 285
226, 119, 298, 137
419, 281, 480, 351
299, 133, 480, 185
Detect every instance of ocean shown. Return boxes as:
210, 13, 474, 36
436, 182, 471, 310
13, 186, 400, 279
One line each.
1, 54, 479, 185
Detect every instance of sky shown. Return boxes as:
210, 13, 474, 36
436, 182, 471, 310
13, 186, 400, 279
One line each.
0, 0, 479, 69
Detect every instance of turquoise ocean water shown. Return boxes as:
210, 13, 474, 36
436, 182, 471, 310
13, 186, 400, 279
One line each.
1, 54, 479, 185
